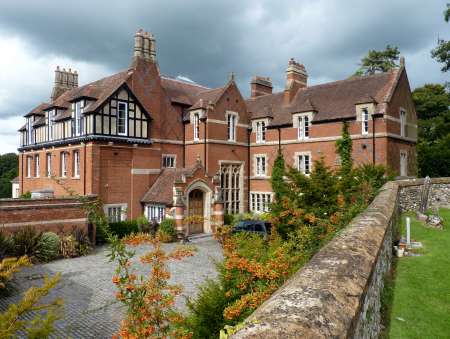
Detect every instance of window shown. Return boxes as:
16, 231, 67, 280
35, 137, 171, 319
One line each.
35, 155, 40, 178
147, 204, 165, 223
107, 206, 124, 222
27, 118, 33, 145
46, 153, 52, 177
220, 163, 242, 214
193, 113, 200, 141
73, 151, 80, 178
162, 155, 176, 168
47, 111, 54, 141
250, 192, 272, 213
297, 115, 310, 140
400, 109, 406, 137
117, 101, 128, 135
256, 121, 266, 143
362, 108, 369, 135
60, 152, 68, 178
297, 153, 311, 175
74, 101, 83, 136
255, 155, 266, 176
26, 156, 32, 178
400, 150, 408, 176
227, 113, 237, 142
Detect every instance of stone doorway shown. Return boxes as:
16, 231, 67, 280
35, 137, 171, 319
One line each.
188, 189, 204, 234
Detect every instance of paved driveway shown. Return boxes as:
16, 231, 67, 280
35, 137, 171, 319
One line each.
0, 237, 222, 338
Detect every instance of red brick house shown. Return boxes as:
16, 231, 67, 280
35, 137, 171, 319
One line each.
17, 30, 417, 234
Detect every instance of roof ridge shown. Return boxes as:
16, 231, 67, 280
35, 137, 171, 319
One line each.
161, 76, 210, 89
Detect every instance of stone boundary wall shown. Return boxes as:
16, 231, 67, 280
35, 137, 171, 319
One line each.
397, 177, 450, 212
0, 196, 96, 241
233, 178, 450, 339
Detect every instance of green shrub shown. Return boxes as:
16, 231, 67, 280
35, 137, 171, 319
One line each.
186, 279, 228, 339
37, 232, 60, 262
158, 218, 176, 241
12, 226, 43, 259
108, 220, 139, 238
224, 214, 234, 226
0, 230, 13, 259
19, 191, 31, 199
73, 228, 92, 256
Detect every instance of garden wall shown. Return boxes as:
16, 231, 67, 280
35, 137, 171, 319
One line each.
232, 178, 450, 339
0, 196, 96, 241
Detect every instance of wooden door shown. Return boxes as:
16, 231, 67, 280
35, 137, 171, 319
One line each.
188, 189, 204, 234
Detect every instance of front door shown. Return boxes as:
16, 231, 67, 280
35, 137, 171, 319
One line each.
188, 189, 204, 234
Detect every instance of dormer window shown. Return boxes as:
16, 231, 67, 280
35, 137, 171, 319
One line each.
74, 100, 83, 136
256, 121, 266, 143
293, 113, 312, 140
117, 101, 128, 135
362, 108, 369, 135
400, 109, 406, 137
227, 112, 238, 142
193, 113, 200, 141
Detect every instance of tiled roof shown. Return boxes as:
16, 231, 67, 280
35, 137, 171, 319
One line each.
246, 69, 400, 125
161, 77, 210, 106
24, 103, 50, 117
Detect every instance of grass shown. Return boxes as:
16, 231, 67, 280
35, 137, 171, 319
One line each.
388, 209, 450, 338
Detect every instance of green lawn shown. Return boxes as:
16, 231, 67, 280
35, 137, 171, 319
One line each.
388, 209, 450, 339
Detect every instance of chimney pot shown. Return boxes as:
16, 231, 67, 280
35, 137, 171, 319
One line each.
149, 33, 156, 62
143, 32, 151, 61
134, 29, 144, 59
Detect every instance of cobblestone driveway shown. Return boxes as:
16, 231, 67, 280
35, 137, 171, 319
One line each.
0, 236, 222, 338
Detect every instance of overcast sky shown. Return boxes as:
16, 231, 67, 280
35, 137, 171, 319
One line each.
0, 0, 448, 154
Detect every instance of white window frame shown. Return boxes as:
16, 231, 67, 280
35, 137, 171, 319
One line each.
104, 203, 127, 222
27, 118, 33, 145
400, 150, 408, 176
73, 151, 80, 178
46, 153, 52, 177
226, 112, 238, 142
61, 152, 68, 178
400, 108, 406, 137
146, 204, 166, 223
74, 101, 83, 136
220, 161, 243, 214
254, 154, 267, 177
293, 112, 312, 140
361, 107, 369, 135
117, 101, 128, 136
193, 113, 200, 141
26, 156, 32, 178
256, 121, 266, 143
295, 152, 311, 175
35, 155, 40, 178
162, 154, 176, 168
250, 192, 272, 213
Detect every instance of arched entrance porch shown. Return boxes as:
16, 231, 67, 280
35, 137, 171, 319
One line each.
185, 180, 213, 234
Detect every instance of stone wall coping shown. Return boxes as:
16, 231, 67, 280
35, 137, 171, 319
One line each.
0, 195, 97, 206
396, 177, 450, 187
0, 202, 86, 211
232, 181, 399, 338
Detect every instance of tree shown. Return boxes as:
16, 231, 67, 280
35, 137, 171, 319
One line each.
270, 152, 288, 201
431, 3, 450, 72
0, 153, 18, 198
355, 45, 400, 75
412, 84, 450, 177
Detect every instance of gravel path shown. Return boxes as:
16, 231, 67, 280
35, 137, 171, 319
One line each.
0, 236, 222, 338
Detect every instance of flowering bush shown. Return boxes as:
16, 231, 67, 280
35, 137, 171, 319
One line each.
108, 233, 195, 338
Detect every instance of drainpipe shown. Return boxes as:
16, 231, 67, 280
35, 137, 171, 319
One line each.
278, 127, 281, 153
204, 119, 207, 172
247, 127, 251, 212
372, 114, 376, 165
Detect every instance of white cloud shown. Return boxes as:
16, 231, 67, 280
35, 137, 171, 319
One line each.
0, 33, 113, 154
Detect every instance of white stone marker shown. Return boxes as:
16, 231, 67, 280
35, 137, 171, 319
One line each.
406, 217, 411, 246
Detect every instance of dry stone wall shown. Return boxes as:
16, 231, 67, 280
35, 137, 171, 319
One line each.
232, 178, 450, 339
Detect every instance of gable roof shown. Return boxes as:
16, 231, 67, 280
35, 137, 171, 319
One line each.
161, 77, 210, 106
246, 69, 400, 125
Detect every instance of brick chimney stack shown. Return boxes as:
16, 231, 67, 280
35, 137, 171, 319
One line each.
51, 66, 78, 102
284, 58, 307, 103
133, 29, 156, 64
250, 76, 273, 98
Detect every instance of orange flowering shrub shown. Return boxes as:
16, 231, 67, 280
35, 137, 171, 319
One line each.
109, 233, 195, 338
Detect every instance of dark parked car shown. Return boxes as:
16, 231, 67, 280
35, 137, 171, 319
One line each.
232, 220, 272, 240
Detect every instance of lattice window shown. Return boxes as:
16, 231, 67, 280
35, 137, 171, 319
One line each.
220, 163, 242, 214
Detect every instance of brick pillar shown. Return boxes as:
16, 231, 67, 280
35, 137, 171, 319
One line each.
213, 201, 224, 232
175, 205, 185, 237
